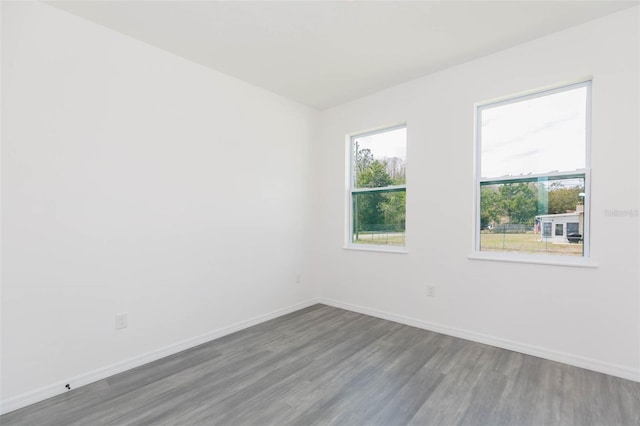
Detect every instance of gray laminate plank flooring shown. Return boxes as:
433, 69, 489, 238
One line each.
2, 304, 639, 426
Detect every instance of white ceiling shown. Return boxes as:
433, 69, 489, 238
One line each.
47, 1, 638, 110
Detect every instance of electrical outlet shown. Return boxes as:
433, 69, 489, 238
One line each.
296, 274, 301, 284
115, 312, 128, 330
427, 285, 436, 298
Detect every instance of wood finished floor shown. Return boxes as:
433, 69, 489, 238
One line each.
2, 304, 639, 426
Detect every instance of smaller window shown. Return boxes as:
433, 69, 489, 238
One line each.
543, 223, 552, 238
555, 224, 564, 236
348, 126, 406, 248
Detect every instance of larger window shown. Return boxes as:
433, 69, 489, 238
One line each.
349, 126, 406, 248
476, 81, 591, 259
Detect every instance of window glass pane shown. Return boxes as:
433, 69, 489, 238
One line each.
352, 190, 405, 246
353, 127, 406, 188
480, 86, 587, 178
480, 175, 585, 256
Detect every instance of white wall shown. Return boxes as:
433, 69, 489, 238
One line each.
314, 7, 640, 379
1, 1, 317, 408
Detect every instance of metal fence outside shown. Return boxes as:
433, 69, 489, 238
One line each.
491, 224, 533, 234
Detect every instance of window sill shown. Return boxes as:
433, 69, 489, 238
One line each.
467, 253, 597, 268
344, 245, 408, 254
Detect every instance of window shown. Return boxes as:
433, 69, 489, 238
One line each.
476, 81, 590, 259
349, 126, 406, 248
567, 222, 579, 235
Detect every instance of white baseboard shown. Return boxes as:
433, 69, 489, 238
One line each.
0, 298, 321, 415
3, 296, 636, 415
319, 297, 640, 383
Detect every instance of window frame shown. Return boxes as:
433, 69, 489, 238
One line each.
472, 81, 592, 264
345, 124, 408, 253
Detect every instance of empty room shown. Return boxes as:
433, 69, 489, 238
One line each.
1, 0, 639, 425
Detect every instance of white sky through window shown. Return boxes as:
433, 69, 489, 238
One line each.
354, 127, 406, 161
480, 86, 587, 178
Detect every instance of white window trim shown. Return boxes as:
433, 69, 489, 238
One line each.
345, 124, 407, 253
467, 253, 597, 268
472, 81, 594, 265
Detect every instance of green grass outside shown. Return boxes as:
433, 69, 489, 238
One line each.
480, 232, 583, 256
353, 232, 405, 246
